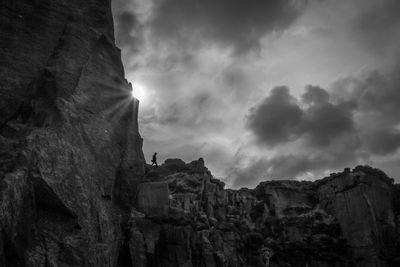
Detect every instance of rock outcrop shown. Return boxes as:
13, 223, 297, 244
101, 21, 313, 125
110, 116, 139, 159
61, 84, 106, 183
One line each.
131, 162, 400, 267
0, 0, 144, 266
1, 1, 400, 267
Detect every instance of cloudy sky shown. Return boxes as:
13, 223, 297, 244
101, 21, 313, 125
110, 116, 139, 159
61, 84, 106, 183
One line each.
112, 0, 400, 188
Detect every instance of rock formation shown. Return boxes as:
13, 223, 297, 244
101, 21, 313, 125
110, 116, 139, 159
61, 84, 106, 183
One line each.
130, 161, 400, 267
1, 0, 400, 267
1, 0, 144, 265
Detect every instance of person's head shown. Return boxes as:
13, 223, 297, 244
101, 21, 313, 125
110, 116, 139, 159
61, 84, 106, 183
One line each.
154, 152, 157, 155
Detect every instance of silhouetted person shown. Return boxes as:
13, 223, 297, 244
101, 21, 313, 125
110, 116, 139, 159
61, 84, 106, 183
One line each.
151, 152, 158, 167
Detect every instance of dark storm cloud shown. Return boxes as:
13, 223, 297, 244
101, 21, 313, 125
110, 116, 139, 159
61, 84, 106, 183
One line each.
246, 86, 303, 146
150, 0, 307, 54
114, 11, 143, 55
230, 159, 270, 188
331, 67, 400, 122
247, 85, 354, 147
300, 86, 354, 146
235, 85, 360, 186
232, 154, 330, 188
235, 64, 400, 186
353, 0, 400, 55
357, 70, 400, 118
222, 66, 254, 100
301, 103, 353, 146
157, 92, 217, 127
301, 85, 329, 105
363, 130, 400, 156
248, 71, 400, 152
332, 65, 400, 155
231, 134, 364, 188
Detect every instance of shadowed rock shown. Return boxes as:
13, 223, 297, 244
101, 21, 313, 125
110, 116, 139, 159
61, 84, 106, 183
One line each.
0, 0, 144, 265
137, 182, 170, 217
128, 160, 400, 267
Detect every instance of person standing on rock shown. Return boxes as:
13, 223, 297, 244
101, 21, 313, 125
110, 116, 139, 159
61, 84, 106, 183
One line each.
151, 152, 158, 167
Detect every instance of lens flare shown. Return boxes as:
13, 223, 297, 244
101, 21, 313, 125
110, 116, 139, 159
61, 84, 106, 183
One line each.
131, 83, 146, 102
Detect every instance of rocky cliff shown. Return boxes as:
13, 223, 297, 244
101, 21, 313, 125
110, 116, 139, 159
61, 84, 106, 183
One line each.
0, 0, 144, 266
1, 0, 400, 267
128, 161, 400, 267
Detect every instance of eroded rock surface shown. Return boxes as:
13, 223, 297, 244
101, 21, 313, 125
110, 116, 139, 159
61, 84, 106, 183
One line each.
129, 161, 400, 267
0, 0, 144, 266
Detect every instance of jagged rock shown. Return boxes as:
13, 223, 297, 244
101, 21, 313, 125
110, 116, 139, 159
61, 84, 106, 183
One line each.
128, 161, 400, 267
317, 166, 398, 266
137, 182, 170, 217
0, 0, 144, 265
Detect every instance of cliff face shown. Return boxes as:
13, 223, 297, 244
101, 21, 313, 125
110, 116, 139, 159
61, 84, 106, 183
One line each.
128, 162, 400, 267
0, 0, 144, 266
1, 1, 400, 267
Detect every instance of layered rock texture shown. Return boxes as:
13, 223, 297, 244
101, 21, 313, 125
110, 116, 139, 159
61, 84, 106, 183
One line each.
1, 0, 400, 267
130, 161, 400, 267
1, 0, 144, 266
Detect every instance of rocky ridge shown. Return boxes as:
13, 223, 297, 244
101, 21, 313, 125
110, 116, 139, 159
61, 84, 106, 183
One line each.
128, 160, 400, 267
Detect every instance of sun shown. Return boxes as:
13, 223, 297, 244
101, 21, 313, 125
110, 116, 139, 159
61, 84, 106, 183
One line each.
131, 83, 147, 102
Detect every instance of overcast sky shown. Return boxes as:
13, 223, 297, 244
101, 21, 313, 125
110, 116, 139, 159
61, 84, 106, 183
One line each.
112, 0, 400, 188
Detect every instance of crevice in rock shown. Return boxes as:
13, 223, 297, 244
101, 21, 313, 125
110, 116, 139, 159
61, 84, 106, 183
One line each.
31, 172, 77, 220
3, 238, 22, 267
0, 67, 64, 134
117, 237, 133, 267
0, 99, 33, 137
96, 210, 103, 242
29, 68, 63, 128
